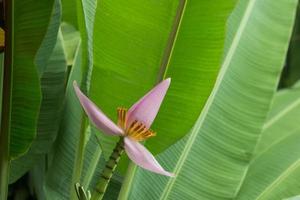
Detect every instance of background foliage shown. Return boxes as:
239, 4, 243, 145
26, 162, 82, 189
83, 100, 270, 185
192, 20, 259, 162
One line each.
0, 0, 300, 199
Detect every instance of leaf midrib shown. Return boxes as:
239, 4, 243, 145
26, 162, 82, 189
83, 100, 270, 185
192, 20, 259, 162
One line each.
263, 97, 300, 130
255, 159, 300, 200
254, 128, 300, 161
237, 128, 300, 199
157, 0, 187, 82
159, 0, 257, 199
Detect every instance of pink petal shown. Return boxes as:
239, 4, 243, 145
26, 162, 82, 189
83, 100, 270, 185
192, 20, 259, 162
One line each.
73, 81, 123, 136
127, 78, 171, 128
124, 137, 174, 177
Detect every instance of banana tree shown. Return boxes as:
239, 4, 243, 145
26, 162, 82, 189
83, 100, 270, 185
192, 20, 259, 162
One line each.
1, 0, 300, 200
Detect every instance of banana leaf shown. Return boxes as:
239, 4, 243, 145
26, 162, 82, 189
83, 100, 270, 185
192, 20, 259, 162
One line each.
44, 0, 97, 199
9, 0, 63, 183
118, 0, 298, 199
89, 0, 237, 175
44, 41, 83, 199
8, 0, 55, 158
236, 82, 300, 199
10, 29, 67, 183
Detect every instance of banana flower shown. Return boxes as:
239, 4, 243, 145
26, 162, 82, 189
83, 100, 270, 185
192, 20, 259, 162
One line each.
73, 78, 174, 177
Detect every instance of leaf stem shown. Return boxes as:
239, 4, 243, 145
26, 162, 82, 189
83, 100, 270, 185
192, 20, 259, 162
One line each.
0, 0, 13, 199
117, 162, 137, 200
71, 116, 87, 200
91, 137, 124, 200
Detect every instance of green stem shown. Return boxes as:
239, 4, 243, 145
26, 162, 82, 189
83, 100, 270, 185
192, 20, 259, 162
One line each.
91, 137, 124, 200
71, 116, 87, 200
117, 162, 137, 200
0, 0, 13, 199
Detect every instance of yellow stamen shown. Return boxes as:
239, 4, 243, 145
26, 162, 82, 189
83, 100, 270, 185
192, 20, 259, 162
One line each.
126, 120, 156, 141
117, 108, 156, 142
117, 107, 127, 129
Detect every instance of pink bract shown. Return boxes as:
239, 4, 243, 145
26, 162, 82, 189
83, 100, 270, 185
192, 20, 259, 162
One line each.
73, 79, 173, 177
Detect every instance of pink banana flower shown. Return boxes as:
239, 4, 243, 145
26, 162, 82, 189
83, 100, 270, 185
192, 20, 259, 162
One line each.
73, 78, 174, 177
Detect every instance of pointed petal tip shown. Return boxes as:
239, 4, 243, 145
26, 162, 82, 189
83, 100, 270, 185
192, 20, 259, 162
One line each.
162, 78, 171, 88
73, 80, 78, 87
155, 169, 175, 177
73, 81, 82, 98
124, 138, 174, 177
165, 77, 171, 83
158, 170, 175, 177
73, 82, 123, 136
127, 78, 171, 127
166, 172, 176, 177
73, 81, 81, 94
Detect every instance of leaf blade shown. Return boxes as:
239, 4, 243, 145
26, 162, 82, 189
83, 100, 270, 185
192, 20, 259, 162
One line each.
121, 0, 297, 199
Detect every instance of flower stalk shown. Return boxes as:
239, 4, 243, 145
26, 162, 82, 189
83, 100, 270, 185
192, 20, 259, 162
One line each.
91, 137, 124, 200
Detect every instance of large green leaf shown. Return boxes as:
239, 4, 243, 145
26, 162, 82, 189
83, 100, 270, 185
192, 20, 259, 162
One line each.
44, 42, 83, 199
10, 29, 67, 183
119, 0, 297, 199
76, 0, 96, 92
235, 84, 300, 199
9, 0, 62, 183
71, 0, 97, 195
149, 0, 237, 153
44, 1, 97, 199
10, 0, 55, 158
43, 45, 102, 200
35, 0, 62, 76
89, 0, 177, 160
60, 0, 96, 90
90, 0, 236, 168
